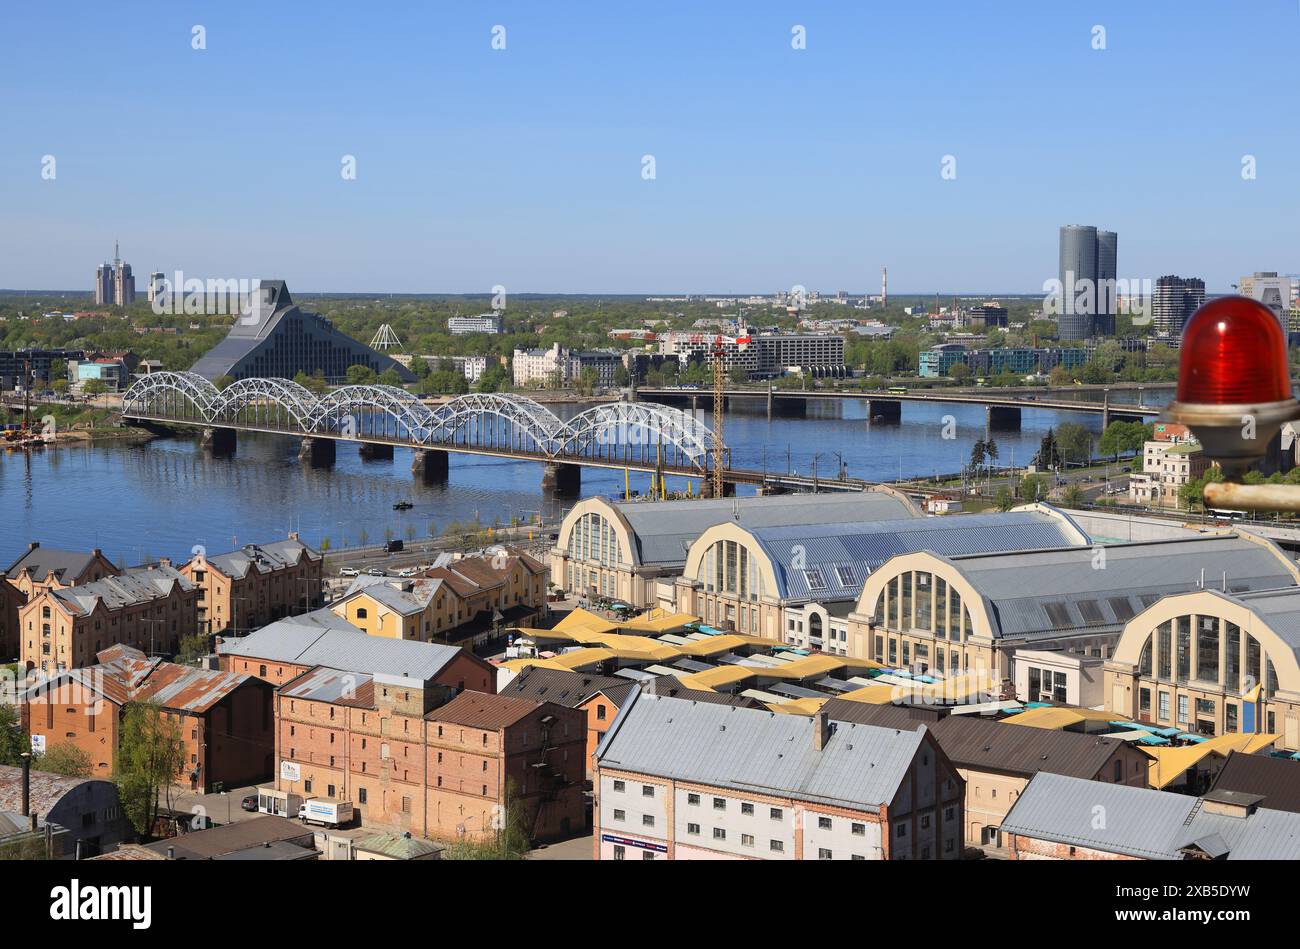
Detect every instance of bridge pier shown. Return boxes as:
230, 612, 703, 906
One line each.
200, 426, 236, 454
298, 437, 336, 467
542, 462, 581, 496
758, 482, 786, 496
986, 405, 1022, 430
412, 448, 449, 483
359, 442, 394, 461
867, 399, 901, 424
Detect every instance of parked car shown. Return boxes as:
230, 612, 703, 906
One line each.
241, 794, 258, 812
385, 539, 404, 553
338, 567, 360, 577
366, 567, 385, 577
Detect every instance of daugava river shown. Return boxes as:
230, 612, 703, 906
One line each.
0, 393, 1167, 565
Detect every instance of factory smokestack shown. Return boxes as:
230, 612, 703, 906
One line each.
881, 266, 888, 309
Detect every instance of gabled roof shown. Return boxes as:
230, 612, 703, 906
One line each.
218, 613, 469, 681
46, 564, 193, 616
5, 545, 102, 584
427, 691, 542, 730
595, 691, 925, 813
497, 667, 631, 709
1002, 771, 1300, 860
204, 538, 319, 580
925, 714, 1131, 779
1208, 752, 1300, 814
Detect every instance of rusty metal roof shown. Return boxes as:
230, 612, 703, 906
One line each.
280, 666, 376, 708
0, 764, 96, 819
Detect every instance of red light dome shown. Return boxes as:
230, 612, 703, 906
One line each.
1176, 295, 1291, 405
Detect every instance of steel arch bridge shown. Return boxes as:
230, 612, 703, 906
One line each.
121, 371, 716, 474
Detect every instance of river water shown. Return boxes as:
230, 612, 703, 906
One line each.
0, 391, 1169, 565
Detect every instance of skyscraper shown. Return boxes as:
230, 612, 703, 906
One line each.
94, 242, 135, 306
1057, 225, 1117, 340
1151, 275, 1206, 337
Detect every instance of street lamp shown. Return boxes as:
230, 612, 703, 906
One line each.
1164, 296, 1300, 511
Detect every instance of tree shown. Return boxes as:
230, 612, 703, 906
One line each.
968, 438, 986, 476
35, 742, 93, 778
0, 703, 28, 766
1062, 483, 1086, 509
1048, 365, 1075, 387
213, 374, 234, 391
476, 363, 509, 393
346, 364, 377, 386
378, 368, 403, 387
948, 362, 972, 384
1098, 420, 1148, 460
1034, 428, 1062, 469
1019, 472, 1051, 502
115, 701, 187, 839
1055, 422, 1093, 467
175, 632, 210, 665
995, 486, 1014, 511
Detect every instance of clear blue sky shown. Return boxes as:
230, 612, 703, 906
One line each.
2, 1, 1298, 294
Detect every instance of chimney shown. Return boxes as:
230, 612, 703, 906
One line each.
289, 531, 300, 542
29, 812, 38, 832
813, 710, 832, 751
166, 846, 175, 859
158, 557, 172, 568
28, 541, 39, 552
91, 547, 101, 557
21, 754, 31, 817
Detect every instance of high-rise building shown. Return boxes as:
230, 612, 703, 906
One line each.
147, 271, 165, 304
1151, 275, 1206, 337
1057, 225, 1117, 340
93, 242, 135, 306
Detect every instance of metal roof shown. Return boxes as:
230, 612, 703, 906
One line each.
1208, 752, 1300, 814
498, 667, 633, 709
1001, 771, 1300, 860
49, 564, 193, 616
428, 691, 542, 730
595, 691, 926, 812
0, 765, 98, 819
611, 490, 920, 567
206, 538, 319, 580
750, 509, 1089, 601
280, 666, 376, 707
926, 715, 1132, 780
218, 613, 465, 681
941, 534, 1298, 642
4, 545, 102, 583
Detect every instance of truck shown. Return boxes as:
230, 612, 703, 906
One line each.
298, 798, 354, 828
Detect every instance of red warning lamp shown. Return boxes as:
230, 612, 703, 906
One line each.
1163, 295, 1300, 477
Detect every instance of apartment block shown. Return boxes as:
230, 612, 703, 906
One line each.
274, 678, 586, 842
19, 561, 198, 673
180, 534, 323, 636
594, 692, 964, 860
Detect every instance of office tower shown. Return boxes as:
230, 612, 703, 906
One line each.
1057, 225, 1117, 339
93, 242, 135, 306
1151, 275, 1206, 336
147, 271, 165, 304
1094, 229, 1118, 336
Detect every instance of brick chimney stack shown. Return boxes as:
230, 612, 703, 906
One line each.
813, 710, 832, 751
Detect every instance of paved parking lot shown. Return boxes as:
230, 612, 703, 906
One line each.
526, 833, 593, 860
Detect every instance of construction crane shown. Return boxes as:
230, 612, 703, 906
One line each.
629, 328, 749, 496
697, 332, 750, 496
